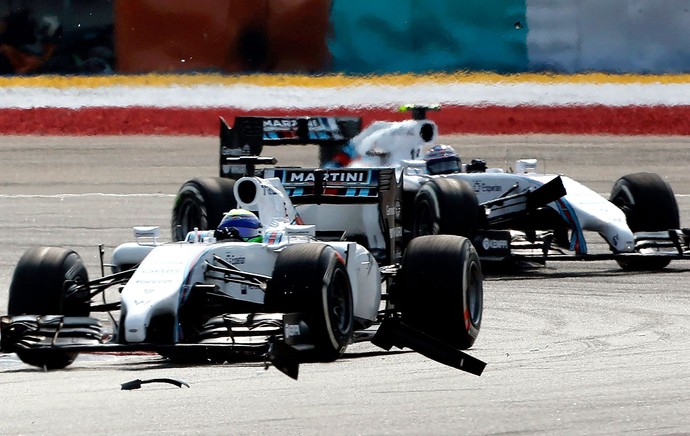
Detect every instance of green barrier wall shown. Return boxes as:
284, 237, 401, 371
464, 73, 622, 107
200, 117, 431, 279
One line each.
328, 0, 528, 74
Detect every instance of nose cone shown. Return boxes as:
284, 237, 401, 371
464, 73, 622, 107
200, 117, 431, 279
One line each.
123, 306, 151, 343
611, 227, 635, 252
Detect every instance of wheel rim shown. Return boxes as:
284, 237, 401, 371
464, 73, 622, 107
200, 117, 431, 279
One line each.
179, 198, 203, 236
414, 202, 434, 236
330, 270, 352, 335
611, 193, 633, 221
466, 259, 483, 326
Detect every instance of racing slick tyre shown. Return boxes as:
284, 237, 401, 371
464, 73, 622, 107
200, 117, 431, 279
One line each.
7, 247, 90, 369
412, 178, 482, 239
171, 177, 236, 241
610, 172, 680, 271
265, 244, 354, 361
394, 235, 483, 349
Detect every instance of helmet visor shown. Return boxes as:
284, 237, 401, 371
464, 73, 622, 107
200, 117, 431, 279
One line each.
428, 158, 460, 174
219, 217, 261, 239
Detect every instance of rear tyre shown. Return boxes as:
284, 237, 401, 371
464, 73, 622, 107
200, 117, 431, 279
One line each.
412, 178, 482, 238
610, 172, 679, 270
394, 235, 483, 349
171, 177, 236, 241
8, 247, 90, 369
265, 244, 354, 361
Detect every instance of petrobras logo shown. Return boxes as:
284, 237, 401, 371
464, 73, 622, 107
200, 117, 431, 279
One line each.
286, 170, 371, 185
482, 237, 509, 251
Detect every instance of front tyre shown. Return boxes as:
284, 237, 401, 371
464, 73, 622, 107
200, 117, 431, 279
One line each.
8, 247, 90, 369
394, 235, 483, 349
412, 178, 481, 238
265, 244, 354, 361
610, 172, 679, 270
171, 177, 236, 241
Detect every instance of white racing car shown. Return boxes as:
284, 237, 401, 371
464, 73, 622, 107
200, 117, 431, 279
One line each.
344, 105, 690, 270
171, 109, 690, 271
1, 174, 485, 379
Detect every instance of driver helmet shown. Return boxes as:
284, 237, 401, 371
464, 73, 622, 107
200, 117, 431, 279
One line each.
424, 144, 461, 175
215, 209, 262, 242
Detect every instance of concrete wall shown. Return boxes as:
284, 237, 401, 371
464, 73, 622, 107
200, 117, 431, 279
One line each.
526, 0, 690, 73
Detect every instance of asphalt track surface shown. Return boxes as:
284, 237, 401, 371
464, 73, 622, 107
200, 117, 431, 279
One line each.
0, 135, 689, 435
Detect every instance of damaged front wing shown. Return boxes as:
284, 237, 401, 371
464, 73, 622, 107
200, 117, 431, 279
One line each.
0, 313, 486, 379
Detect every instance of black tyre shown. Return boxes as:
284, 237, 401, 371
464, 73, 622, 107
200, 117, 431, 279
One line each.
265, 244, 354, 361
412, 178, 482, 238
394, 235, 483, 349
610, 172, 679, 270
171, 177, 236, 241
8, 247, 90, 369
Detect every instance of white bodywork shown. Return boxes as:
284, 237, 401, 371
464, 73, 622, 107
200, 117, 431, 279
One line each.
113, 177, 381, 344
402, 162, 634, 254
349, 119, 438, 168
342, 116, 636, 255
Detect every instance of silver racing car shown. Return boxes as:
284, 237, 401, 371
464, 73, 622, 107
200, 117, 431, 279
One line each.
171, 108, 690, 271
1, 175, 485, 379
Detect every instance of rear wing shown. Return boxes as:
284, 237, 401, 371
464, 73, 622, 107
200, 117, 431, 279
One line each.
263, 167, 392, 204
263, 167, 403, 265
219, 116, 362, 178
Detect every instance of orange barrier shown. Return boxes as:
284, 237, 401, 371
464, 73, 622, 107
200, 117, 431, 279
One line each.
114, 0, 330, 73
